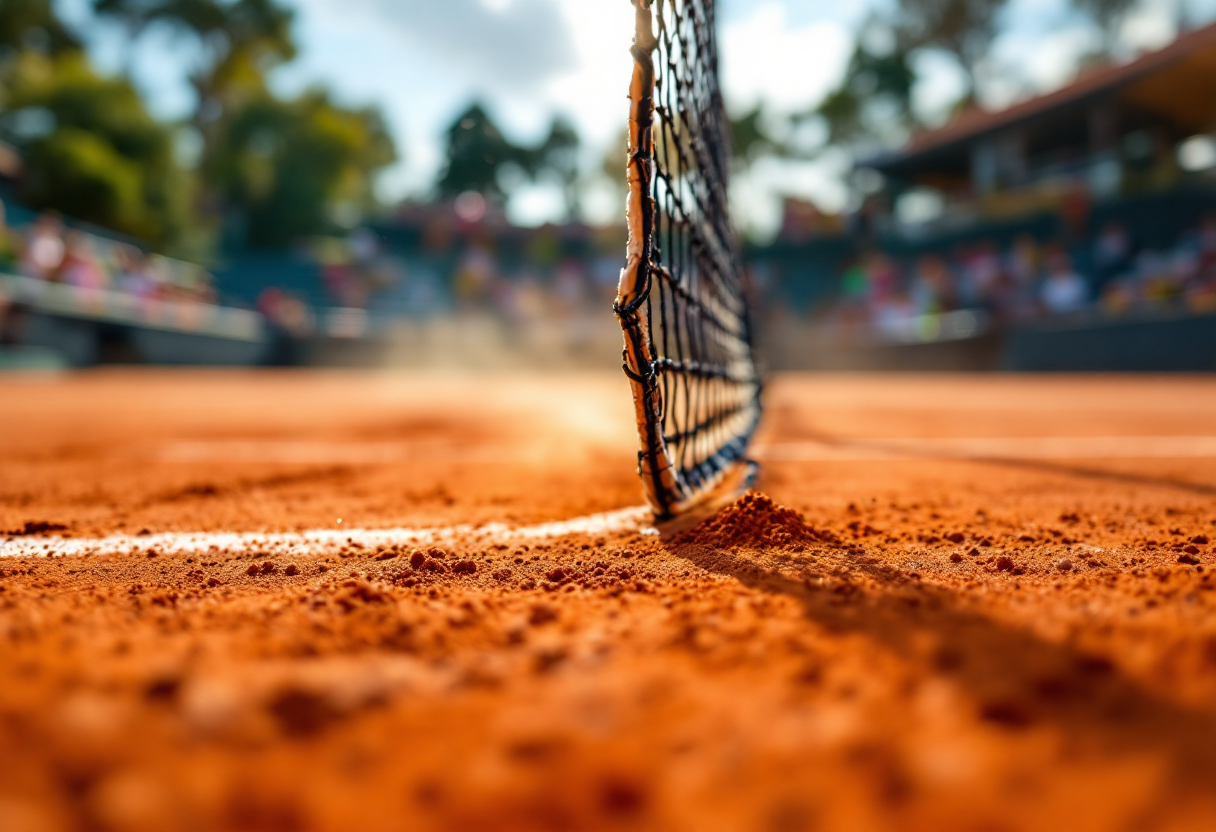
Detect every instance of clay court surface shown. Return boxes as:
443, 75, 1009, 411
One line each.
2, 370, 1216, 832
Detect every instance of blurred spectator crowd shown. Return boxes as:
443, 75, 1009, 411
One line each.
250, 222, 624, 343
0, 199, 217, 304
830, 215, 1216, 338
446, 244, 620, 323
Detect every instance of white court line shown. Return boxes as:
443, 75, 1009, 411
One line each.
0, 506, 653, 559
755, 436, 1216, 461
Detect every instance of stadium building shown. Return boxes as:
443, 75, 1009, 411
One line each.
862, 21, 1216, 246
759, 22, 1216, 371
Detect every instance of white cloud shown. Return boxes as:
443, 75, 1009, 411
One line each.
506, 182, 567, 226
987, 23, 1098, 108
910, 50, 968, 127
345, 0, 577, 91
714, 3, 856, 237
732, 154, 851, 240
71, 0, 863, 229
1119, 1, 1177, 53
275, 0, 634, 223
65, 0, 1216, 236
719, 4, 852, 113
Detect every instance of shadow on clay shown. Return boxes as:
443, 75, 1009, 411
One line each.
775, 430, 1216, 498
667, 538, 1216, 800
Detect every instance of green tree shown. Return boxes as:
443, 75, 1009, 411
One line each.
534, 114, 580, 221
729, 104, 786, 166
207, 90, 396, 248
598, 126, 629, 213
0, 0, 81, 56
436, 102, 525, 201
813, 33, 917, 152
92, 0, 296, 132
95, 0, 398, 250
0, 52, 199, 252
894, 0, 1007, 107
1069, 0, 1138, 54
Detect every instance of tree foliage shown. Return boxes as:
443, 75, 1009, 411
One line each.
0, 0, 81, 55
208, 90, 395, 248
93, 0, 296, 135
729, 105, 784, 166
438, 104, 588, 221
534, 115, 580, 221
598, 126, 629, 211
1069, 0, 1139, 52
436, 103, 525, 201
894, 0, 1008, 106
0, 0, 397, 254
90, 0, 396, 250
814, 32, 917, 153
0, 52, 197, 252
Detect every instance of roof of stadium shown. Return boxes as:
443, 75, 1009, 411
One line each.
863, 21, 1216, 179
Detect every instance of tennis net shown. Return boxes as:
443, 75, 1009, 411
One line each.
615, 0, 762, 520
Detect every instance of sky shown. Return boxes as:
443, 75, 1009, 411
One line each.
58, 0, 1215, 234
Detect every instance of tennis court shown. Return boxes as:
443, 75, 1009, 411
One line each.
3, 371, 1216, 831
5, 2, 1216, 829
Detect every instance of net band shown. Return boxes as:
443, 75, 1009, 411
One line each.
616, 0, 762, 520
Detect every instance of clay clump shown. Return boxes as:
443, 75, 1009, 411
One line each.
674, 492, 837, 551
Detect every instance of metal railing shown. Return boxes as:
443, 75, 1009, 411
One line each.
0, 273, 263, 342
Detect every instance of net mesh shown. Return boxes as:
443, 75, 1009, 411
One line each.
615, 0, 762, 520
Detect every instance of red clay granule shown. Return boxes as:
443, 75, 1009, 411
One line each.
7, 520, 69, 535
674, 492, 837, 550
